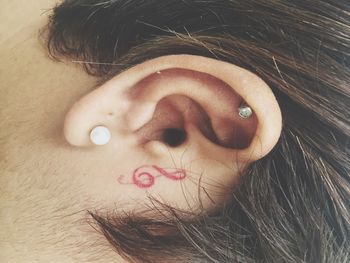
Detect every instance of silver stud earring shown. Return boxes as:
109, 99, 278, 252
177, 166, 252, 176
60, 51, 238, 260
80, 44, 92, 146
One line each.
90, 126, 111, 145
238, 104, 253, 119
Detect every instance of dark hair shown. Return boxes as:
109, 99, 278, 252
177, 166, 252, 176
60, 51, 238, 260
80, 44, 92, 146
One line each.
44, 0, 349, 262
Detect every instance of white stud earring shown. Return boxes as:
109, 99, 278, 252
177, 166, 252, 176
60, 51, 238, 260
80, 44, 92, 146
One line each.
90, 126, 111, 145
238, 104, 253, 119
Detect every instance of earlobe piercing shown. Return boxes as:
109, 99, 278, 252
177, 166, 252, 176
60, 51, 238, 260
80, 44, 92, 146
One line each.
238, 104, 253, 119
90, 126, 111, 145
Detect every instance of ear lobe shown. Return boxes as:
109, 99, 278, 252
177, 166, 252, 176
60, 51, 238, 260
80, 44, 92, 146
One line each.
63, 55, 282, 165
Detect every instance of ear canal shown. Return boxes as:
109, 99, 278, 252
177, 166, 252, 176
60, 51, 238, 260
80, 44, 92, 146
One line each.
134, 93, 257, 150
126, 68, 258, 153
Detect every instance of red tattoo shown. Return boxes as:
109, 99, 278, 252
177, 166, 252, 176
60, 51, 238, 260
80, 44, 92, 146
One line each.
117, 165, 186, 189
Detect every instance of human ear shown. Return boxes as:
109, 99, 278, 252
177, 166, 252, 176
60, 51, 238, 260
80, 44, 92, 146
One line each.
63, 55, 282, 210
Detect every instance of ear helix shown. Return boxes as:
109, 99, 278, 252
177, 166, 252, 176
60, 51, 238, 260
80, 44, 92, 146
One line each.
88, 105, 253, 146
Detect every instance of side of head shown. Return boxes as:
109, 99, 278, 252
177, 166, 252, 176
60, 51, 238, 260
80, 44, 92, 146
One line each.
40, 0, 349, 262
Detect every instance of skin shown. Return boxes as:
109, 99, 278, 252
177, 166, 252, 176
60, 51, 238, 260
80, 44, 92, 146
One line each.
0, 1, 282, 262
0, 1, 121, 262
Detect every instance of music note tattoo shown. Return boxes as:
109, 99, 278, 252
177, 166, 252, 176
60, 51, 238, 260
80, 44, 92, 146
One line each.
117, 165, 187, 189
